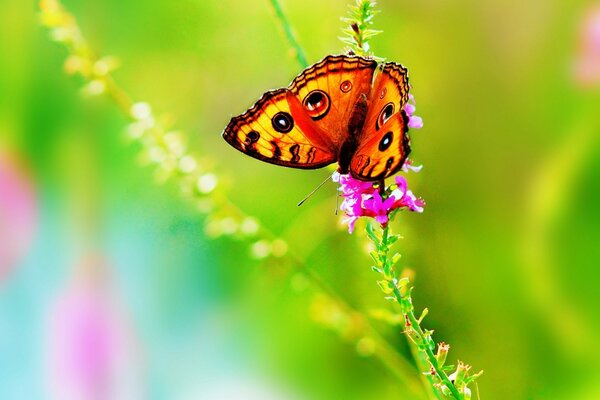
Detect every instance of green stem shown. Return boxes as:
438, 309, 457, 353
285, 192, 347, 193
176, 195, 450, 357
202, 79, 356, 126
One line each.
407, 335, 443, 400
269, 0, 308, 68
394, 286, 460, 399
378, 223, 461, 399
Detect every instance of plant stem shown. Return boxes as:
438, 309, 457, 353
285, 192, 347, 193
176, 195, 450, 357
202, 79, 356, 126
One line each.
269, 0, 308, 68
394, 285, 460, 399
375, 224, 462, 399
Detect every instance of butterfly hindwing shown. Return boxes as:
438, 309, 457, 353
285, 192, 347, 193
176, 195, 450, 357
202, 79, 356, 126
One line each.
349, 111, 411, 180
223, 89, 337, 168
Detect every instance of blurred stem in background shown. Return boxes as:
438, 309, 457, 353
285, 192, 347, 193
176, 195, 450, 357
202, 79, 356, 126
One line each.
38, 0, 430, 398
269, 0, 308, 69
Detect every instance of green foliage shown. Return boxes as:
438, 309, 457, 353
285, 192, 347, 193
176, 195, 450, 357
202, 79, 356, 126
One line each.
340, 0, 383, 57
28, 0, 600, 399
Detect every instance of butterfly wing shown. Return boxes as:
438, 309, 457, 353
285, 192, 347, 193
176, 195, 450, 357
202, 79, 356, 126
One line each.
289, 55, 377, 146
350, 62, 411, 180
349, 112, 410, 180
223, 89, 337, 168
223, 55, 378, 169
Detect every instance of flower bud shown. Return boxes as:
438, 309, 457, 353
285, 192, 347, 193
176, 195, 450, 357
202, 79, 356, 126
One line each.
435, 342, 450, 368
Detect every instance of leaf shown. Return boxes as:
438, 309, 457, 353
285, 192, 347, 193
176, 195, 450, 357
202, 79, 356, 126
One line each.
464, 370, 484, 384
417, 308, 429, 324
377, 280, 394, 295
396, 277, 409, 288
387, 234, 401, 245
369, 251, 381, 265
365, 221, 380, 242
371, 266, 383, 274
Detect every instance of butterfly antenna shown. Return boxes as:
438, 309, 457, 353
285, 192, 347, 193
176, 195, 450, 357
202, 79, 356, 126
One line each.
297, 174, 332, 207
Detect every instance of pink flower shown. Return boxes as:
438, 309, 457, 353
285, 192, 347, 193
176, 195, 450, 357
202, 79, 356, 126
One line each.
574, 5, 600, 88
401, 159, 423, 173
363, 191, 396, 226
0, 152, 38, 283
333, 171, 375, 196
334, 172, 425, 233
46, 257, 143, 399
404, 94, 424, 129
391, 176, 425, 213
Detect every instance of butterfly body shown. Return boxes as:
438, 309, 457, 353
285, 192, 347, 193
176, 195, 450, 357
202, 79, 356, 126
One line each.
223, 54, 412, 181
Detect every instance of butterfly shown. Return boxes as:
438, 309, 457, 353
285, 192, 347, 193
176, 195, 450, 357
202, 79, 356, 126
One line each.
222, 54, 412, 181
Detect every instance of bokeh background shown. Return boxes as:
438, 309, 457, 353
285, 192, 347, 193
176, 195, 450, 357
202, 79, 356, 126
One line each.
2, 0, 600, 399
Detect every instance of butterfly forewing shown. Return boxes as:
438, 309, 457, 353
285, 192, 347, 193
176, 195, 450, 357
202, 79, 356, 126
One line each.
223, 89, 336, 168
289, 55, 377, 145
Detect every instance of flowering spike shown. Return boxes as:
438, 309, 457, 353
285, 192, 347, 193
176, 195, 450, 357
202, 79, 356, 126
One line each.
341, 0, 382, 57
391, 252, 402, 266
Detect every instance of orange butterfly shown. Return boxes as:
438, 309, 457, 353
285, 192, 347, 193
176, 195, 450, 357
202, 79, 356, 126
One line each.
222, 54, 412, 181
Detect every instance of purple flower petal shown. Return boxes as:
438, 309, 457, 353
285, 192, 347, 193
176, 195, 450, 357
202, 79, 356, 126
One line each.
408, 116, 423, 129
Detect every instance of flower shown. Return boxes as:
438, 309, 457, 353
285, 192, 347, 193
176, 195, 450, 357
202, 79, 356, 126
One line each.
363, 191, 396, 226
0, 152, 38, 283
401, 159, 423, 173
45, 257, 143, 399
390, 176, 425, 213
573, 5, 600, 88
404, 94, 423, 129
333, 172, 425, 233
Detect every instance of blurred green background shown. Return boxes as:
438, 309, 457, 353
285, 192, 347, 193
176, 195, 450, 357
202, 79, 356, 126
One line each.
1, 0, 600, 399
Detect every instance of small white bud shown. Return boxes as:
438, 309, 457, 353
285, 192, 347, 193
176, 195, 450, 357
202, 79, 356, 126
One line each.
196, 173, 218, 194
81, 80, 106, 97
219, 218, 237, 235
130, 102, 152, 120
240, 217, 259, 236
251, 240, 271, 259
178, 156, 197, 173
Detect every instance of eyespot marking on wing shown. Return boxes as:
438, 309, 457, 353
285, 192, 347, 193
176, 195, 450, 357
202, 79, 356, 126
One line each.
340, 80, 352, 93
376, 103, 395, 130
379, 131, 393, 152
245, 130, 260, 145
272, 112, 294, 133
385, 157, 394, 170
303, 90, 331, 121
